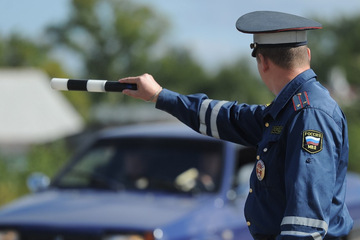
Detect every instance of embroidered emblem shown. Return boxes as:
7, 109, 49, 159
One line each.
292, 92, 310, 111
271, 126, 283, 135
302, 130, 323, 154
256, 160, 265, 181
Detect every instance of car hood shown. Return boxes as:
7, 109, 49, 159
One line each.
0, 189, 214, 230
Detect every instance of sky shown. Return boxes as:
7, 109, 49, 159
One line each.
1, 0, 360, 72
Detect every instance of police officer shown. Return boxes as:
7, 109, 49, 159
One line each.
120, 11, 353, 240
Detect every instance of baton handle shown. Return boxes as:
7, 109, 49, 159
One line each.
50, 78, 137, 92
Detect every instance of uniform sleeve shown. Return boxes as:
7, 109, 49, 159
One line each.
277, 108, 343, 240
156, 88, 265, 146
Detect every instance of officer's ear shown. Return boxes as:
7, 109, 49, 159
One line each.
257, 53, 270, 72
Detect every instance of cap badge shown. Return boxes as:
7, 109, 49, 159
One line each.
250, 43, 257, 49
256, 160, 265, 181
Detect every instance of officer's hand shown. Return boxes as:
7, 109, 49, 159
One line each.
119, 73, 162, 103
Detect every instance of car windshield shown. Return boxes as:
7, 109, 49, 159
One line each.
53, 137, 224, 194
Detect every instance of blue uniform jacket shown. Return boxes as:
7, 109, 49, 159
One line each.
156, 69, 353, 239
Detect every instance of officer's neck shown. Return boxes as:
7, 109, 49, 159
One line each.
266, 64, 310, 96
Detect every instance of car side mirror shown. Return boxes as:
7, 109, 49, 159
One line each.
27, 172, 50, 192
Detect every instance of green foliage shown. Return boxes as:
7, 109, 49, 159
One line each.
308, 15, 360, 172
0, 34, 66, 77
46, 0, 169, 104
0, 34, 47, 67
0, 141, 70, 206
149, 48, 210, 95
309, 15, 360, 86
149, 48, 273, 104
208, 59, 272, 104
342, 103, 360, 173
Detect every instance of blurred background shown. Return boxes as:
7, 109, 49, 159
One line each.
1, 0, 360, 206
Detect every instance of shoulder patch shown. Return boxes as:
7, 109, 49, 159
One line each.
302, 130, 323, 154
292, 92, 310, 111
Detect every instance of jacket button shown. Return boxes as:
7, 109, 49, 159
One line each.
256, 155, 260, 160
249, 188, 253, 193
247, 221, 251, 226
263, 148, 268, 152
265, 122, 269, 127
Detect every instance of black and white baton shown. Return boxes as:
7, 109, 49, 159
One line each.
50, 78, 137, 92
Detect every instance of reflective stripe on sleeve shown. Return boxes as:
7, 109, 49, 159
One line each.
199, 99, 212, 135
199, 100, 228, 138
210, 101, 228, 139
280, 216, 328, 240
281, 216, 328, 232
280, 231, 322, 240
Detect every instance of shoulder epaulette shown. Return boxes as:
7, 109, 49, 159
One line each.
292, 91, 310, 111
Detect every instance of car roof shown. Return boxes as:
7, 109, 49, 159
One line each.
96, 122, 224, 142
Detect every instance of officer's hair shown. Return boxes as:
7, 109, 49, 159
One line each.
256, 45, 309, 70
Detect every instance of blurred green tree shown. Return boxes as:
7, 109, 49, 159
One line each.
207, 59, 272, 104
309, 15, 360, 172
0, 140, 70, 206
149, 48, 210, 95
44, 0, 273, 119
345, 103, 360, 172
309, 15, 360, 86
46, 0, 169, 104
0, 34, 65, 77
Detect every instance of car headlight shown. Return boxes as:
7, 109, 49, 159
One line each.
0, 230, 19, 240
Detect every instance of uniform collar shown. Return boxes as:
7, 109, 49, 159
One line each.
264, 69, 317, 119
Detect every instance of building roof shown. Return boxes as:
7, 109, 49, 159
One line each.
0, 68, 84, 145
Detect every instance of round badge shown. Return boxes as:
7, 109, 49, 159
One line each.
256, 160, 265, 181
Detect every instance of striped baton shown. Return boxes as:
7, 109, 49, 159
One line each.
50, 78, 137, 92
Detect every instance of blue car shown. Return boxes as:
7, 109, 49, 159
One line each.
0, 123, 359, 240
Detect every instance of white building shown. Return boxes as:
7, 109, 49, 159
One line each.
0, 68, 84, 152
